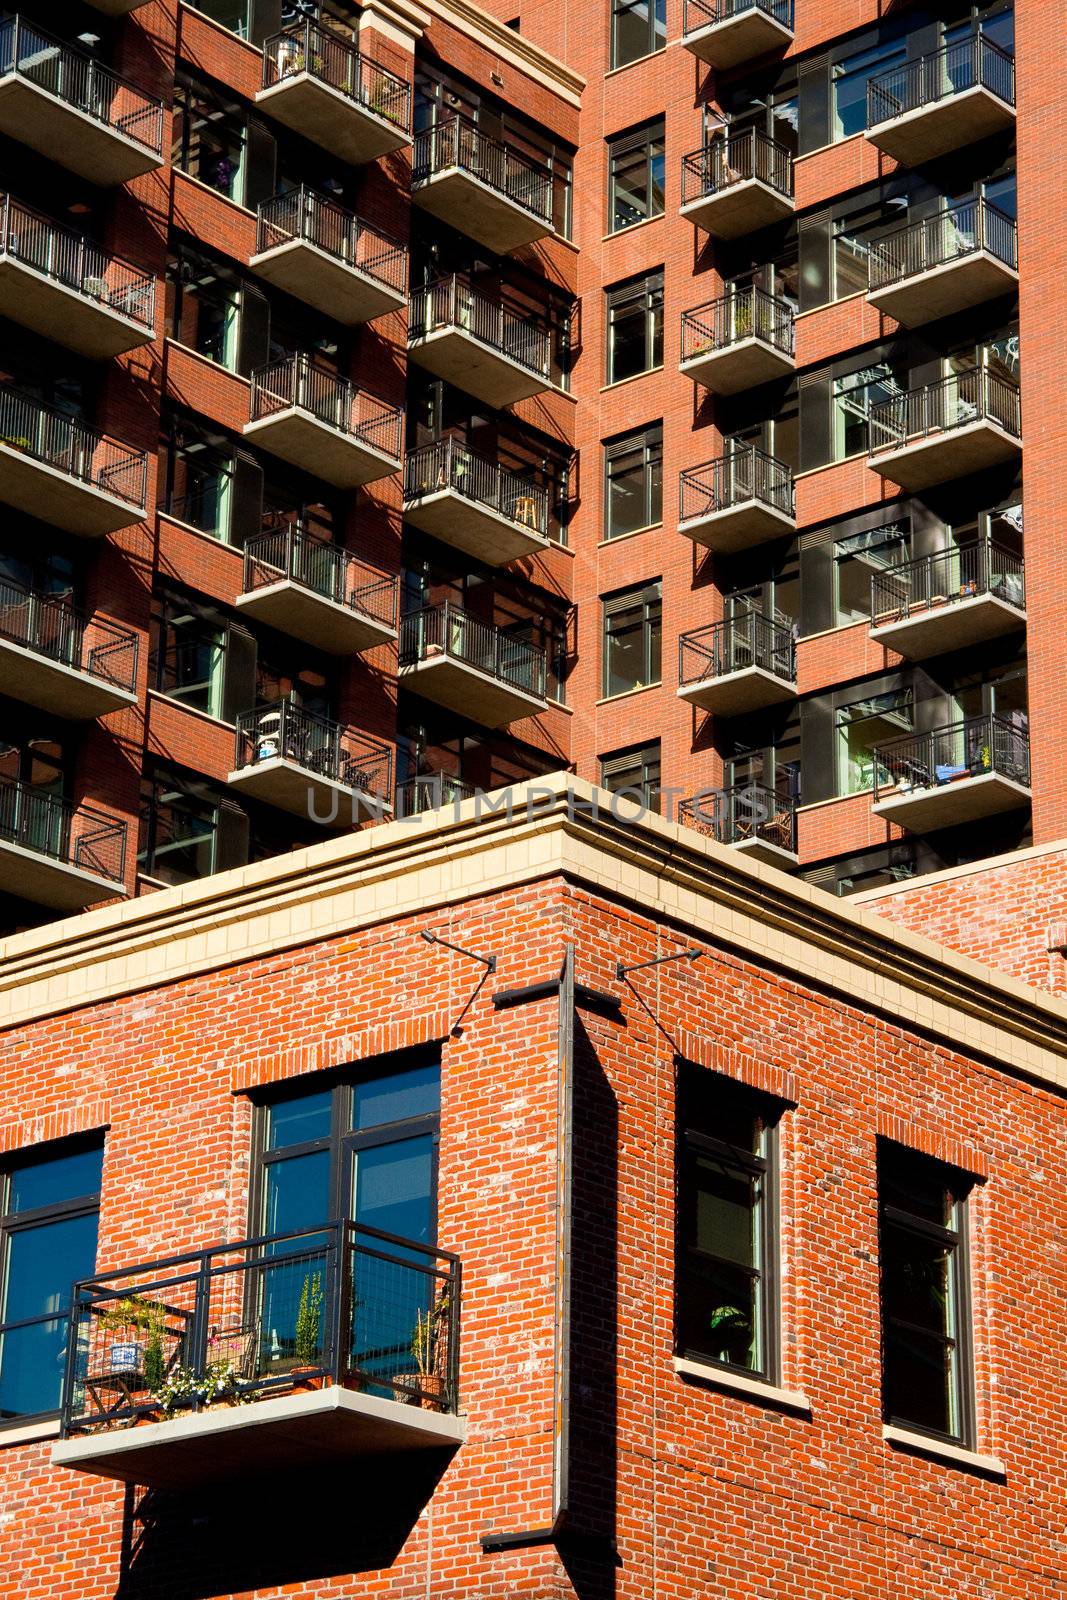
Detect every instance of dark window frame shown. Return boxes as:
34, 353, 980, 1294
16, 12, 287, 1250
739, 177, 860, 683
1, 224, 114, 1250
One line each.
607, 120, 666, 234
610, 0, 666, 69
606, 269, 664, 384
600, 738, 661, 810
602, 580, 662, 698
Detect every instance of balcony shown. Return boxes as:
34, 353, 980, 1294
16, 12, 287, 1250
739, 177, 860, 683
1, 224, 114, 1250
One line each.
412, 114, 554, 255
870, 540, 1025, 659
0, 18, 164, 185
682, 0, 793, 67
403, 439, 550, 566
399, 603, 547, 728
251, 189, 407, 326
868, 368, 1021, 491
680, 130, 794, 239
228, 700, 392, 825
677, 614, 796, 717
867, 200, 1018, 327
678, 446, 795, 553
680, 287, 795, 394
395, 773, 475, 818
872, 714, 1030, 831
679, 783, 797, 869
0, 776, 127, 910
245, 355, 402, 489
866, 38, 1015, 166
0, 386, 147, 536
51, 1220, 463, 1490
0, 579, 138, 718
238, 527, 398, 655
257, 22, 411, 165
408, 277, 552, 410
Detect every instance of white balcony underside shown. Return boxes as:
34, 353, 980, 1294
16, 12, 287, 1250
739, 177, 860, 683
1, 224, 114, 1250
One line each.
683, 8, 793, 67
236, 582, 396, 655
866, 85, 1015, 165
250, 240, 405, 325
409, 326, 550, 408
0, 836, 126, 910
413, 169, 552, 254
255, 75, 409, 165
867, 250, 1017, 327
680, 180, 793, 239
0, 75, 161, 185
873, 771, 1031, 831
0, 443, 144, 537
400, 654, 546, 728
403, 486, 549, 565
244, 410, 400, 489
870, 592, 1025, 659
0, 637, 136, 718
869, 420, 1021, 491
227, 757, 391, 825
0, 257, 153, 359
677, 665, 796, 716
678, 498, 795, 554
680, 337, 794, 394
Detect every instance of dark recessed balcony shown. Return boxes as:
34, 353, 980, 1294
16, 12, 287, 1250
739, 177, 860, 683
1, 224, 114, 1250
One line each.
870, 540, 1025, 659
84, 0, 151, 11
257, 21, 411, 165
677, 613, 796, 717
0, 776, 127, 910
680, 130, 794, 239
682, 0, 793, 66
0, 386, 148, 536
403, 439, 550, 566
868, 368, 1021, 491
51, 1221, 463, 1490
245, 355, 403, 489
867, 200, 1018, 327
251, 189, 407, 325
399, 603, 547, 728
680, 287, 795, 394
408, 277, 552, 410
0, 579, 138, 718
866, 36, 1015, 165
679, 783, 798, 869
228, 700, 392, 825
678, 445, 795, 553
872, 714, 1030, 831
238, 526, 398, 655
395, 773, 476, 818
0, 18, 164, 185
412, 114, 554, 255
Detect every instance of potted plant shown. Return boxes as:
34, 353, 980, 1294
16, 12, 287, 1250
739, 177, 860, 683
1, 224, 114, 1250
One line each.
291, 1271, 324, 1389
392, 1292, 448, 1409
707, 1303, 753, 1368
98, 1294, 166, 1381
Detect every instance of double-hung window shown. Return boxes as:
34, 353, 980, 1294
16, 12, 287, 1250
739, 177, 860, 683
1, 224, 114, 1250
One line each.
608, 121, 665, 233
611, 0, 666, 68
600, 740, 661, 811
604, 424, 663, 539
606, 271, 664, 383
602, 580, 661, 698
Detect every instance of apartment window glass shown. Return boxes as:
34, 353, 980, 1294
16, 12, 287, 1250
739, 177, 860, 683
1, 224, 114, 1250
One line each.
0, 1141, 103, 1420
603, 581, 661, 698
832, 364, 897, 460
172, 81, 247, 203
151, 594, 225, 716
165, 427, 235, 541
138, 774, 220, 885
601, 740, 661, 811
834, 523, 909, 625
606, 271, 663, 383
833, 41, 906, 140
611, 0, 666, 67
608, 121, 665, 233
169, 251, 242, 372
605, 424, 662, 538
831, 204, 897, 300
189, 0, 249, 36
836, 690, 912, 796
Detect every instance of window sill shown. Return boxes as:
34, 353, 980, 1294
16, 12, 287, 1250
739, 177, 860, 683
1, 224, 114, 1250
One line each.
0, 1417, 61, 1447
165, 338, 250, 388
674, 1357, 811, 1415
604, 49, 666, 78
599, 522, 663, 548
597, 682, 662, 706
157, 512, 240, 556
172, 167, 256, 221
883, 1424, 1006, 1477
794, 129, 868, 166
179, 2, 262, 60
792, 450, 868, 482
601, 366, 665, 394
147, 689, 235, 734
794, 288, 868, 322
602, 214, 664, 243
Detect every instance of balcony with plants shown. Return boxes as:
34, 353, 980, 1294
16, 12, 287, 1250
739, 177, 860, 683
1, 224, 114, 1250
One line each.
680, 286, 795, 394
228, 700, 393, 824
0, 385, 148, 536
411, 114, 554, 255
871, 712, 1030, 831
0, 775, 127, 910
865, 36, 1015, 166
866, 200, 1018, 327
678, 444, 795, 553
237, 524, 398, 655
408, 276, 552, 410
680, 129, 794, 239
399, 602, 548, 728
677, 612, 796, 717
257, 20, 411, 165
678, 782, 798, 868
869, 539, 1024, 659
251, 188, 407, 325
245, 354, 403, 489
0, 577, 138, 718
867, 367, 1021, 491
403, 438, 550, 565
681, 0, 793, 69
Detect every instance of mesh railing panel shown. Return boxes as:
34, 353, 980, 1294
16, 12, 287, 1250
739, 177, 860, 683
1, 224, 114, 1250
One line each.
255, 188, 407, 296
679, 783, 797, 853
872, 713, 1030, 802
0, 193, 155, 327
404, 438, 548, 536
412, 114, 553, 224
683, 0, 793, 32
681, 128, 793, 207
0, 774, 126, 883
868, 367, 1021, 457
400, 602, 547, 699
249, 354, 403, 463
679, 445, 794, 524
871, 541, 1024, 624
0, 385, 148, 508
243, 528, 398, 628
679, 613, 795, 687
681, 286, 795, 362
233, 698, 393, 800
868, 199, 1017, 291
867, 35, 1015, 127
0, 578, 137, 690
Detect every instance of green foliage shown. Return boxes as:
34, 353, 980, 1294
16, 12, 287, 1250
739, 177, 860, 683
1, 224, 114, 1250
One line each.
294, 1272, 324, 1365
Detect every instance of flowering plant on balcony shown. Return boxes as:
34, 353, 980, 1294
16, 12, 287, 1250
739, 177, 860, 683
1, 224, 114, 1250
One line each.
152, 1356, 251, 1417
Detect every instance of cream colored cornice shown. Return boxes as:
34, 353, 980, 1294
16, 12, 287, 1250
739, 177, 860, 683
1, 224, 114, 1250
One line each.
423, 0, 585, 108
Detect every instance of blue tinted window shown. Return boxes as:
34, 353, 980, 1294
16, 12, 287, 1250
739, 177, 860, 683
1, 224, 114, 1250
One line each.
352, 1063, 440, 1130
8, 1146, 102, 1214
267, 1090, 332, 1150
352, 1135, 435, 1245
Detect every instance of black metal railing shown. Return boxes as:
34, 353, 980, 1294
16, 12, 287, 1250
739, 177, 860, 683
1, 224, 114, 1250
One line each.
0, 773, 126, 884
404, 438, 548, 538
868, 199, 1017, 293
681, 129, 793, 208
0, 17, 165, 155
0, 578, 138, 692
395, 773, 476, 818
868, 367, 1021, 460
0, 193, 156, 329
679, 444, 795, 526
400, 602, 547, 701
255, 189, 407, 298
0, 385, 148, 509
681, 286, 795, 364
243, 527, 398, 630
234, 700, 393, 802
261, 20, 411, 134
871, 540, 1024, 626
683, 0, 793, 34
678, 782, 797, 855
409, 276, 551, 380
867, 35, 1015, 128
412, 113, 553, 226
59, 1220, 460, 1437
872, 713, 1030, 803
249, 354, 403, 464
679, 613, 795, 690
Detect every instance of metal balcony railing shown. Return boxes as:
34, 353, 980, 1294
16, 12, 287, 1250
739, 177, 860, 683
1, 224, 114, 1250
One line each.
681, 129, 793, 208
871, 540, 1024, 625
0, 385, 148, 509
681, 286, 795, 363
412, 114, 553, 225
395, 773, 475, 818
0, 774, 126, 884
0, 17, 165, 155
249, 354, 403, 463
404, 438, 548, 538
678, 782, 797, 854
683, 0, 793, 34
872, 713, 1030, 802
410, 276, 551, 380
679, 444, 794, 524
261, 20, 411, 134
868, 367, 1021, 460
0, 193, 156, 328
0, 578, 138, 691
400, 602, 547, 700
867, 35, 1015, 128
59, 1219, 460, 1437
868, 199, 1017, 293
243, 527, 398, 629
679, 613, 795, 689
234, 699, 393, 799
255, 189, 407, 297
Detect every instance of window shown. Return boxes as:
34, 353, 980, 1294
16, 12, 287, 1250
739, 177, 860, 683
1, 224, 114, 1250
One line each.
832, 364, 898, 460
164, 425, 235, 541
606, 271, 663, 384
836, 689, 912, 796
832, 205, 898, 300
138, 771, 222, 885
605, 424, 662, 539
151, 593, 226, 716
601, 740, 661, 811
168, 250, 242, 372
833, 523, 909, 626
0, 1140, 103, 1421
608, 121, 665, 233
611, 0, 666, 68
172, 80, 247, 203
833, 41, 906, 140
677, 1069, 779, 1380
603, 581, 661, 698
188, 0, 249, 36
878, 1143, 974, 1444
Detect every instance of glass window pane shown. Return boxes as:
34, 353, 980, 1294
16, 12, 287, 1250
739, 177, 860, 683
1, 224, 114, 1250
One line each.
0, 1211, 99, 1418
882, 1221, 952, 1333
613, 0, 652, 66
352, 1134, 435, 1245
679, 1257, 760, 1371
8, 1147, 102, 1214
883, 1322, 957, 1437
267, 1091, 333, 1151
692, 1153, 760, 1267
352, 1063, 441, 1131
264, 1149, 331, 1237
